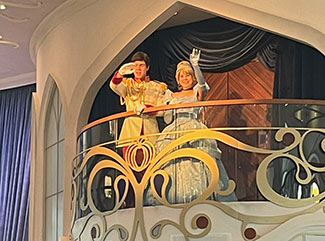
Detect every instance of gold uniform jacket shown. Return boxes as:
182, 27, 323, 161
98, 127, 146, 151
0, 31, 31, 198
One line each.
110, 77, 171, 144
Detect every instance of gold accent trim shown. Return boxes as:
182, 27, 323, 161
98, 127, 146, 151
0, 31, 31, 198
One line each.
125, 138, 155, 172
72, 128, 325, 241
80, 99, 325, 134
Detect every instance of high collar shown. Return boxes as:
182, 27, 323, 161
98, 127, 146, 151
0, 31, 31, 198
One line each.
134, 75, 150, 83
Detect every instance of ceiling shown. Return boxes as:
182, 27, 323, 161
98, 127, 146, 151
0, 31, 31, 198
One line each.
159, 6, 215, 30
0, 0, 67, 89
0, 1, 214, 90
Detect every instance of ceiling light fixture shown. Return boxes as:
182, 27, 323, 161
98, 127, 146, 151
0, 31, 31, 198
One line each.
0, 1, 42, 22
0, 36, 19, 48
0, 1, 40, 48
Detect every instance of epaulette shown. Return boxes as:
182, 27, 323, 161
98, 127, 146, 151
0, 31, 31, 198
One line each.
122, 77, 135, 86
160, 82, 167, 91
151, 80, 167, 90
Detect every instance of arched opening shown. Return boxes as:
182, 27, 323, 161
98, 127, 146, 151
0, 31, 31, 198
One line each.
85, 8, 325, 202
43, 76, 65, 241
87, 9, 325, 123
88, 15, 275, 122
69, 3, 325, 240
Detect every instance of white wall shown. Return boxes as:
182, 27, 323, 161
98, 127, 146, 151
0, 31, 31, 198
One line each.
29, 0, 325, 239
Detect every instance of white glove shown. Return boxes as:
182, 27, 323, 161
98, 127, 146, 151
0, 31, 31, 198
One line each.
189, 48, 201, 66
118, 62, 135, 76
163, 110, 173, 124
134, 103, 145, 115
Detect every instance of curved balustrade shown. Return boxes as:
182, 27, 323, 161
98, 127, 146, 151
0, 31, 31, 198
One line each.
72, 99, 325, 241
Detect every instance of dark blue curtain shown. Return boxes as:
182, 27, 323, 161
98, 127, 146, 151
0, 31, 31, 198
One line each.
0, 84, 35, 241
273, 37, 325, 100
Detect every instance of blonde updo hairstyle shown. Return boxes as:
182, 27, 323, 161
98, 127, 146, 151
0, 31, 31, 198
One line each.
175, 61, 197, 91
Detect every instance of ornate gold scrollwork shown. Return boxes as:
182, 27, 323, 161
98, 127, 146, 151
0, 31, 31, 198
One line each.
71, 128, 325, 241
125, 138, 155, 172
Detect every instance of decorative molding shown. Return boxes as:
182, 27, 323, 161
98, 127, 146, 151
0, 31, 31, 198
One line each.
0, 38, 19, 48
0, 72, 36, 90
0, 1, 43, 50
29, 0, 100, 64
0, 1, 42, 8
0, 1, 42, 23
0, 12, 29, 22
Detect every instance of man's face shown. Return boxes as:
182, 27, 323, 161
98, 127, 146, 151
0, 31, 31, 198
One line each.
133, 60, 148, 80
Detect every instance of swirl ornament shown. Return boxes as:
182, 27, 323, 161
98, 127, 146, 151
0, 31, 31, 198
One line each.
0, 1, 42, 23
0, 1, 43, 49
71, 128, 325, 241
0, 38, 19, 48
125, 138, 155, 172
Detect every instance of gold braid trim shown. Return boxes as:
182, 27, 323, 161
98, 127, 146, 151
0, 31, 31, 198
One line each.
121, 78, 147, 106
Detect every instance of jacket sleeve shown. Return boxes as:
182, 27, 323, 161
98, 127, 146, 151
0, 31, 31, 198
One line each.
109, 71, 126, 97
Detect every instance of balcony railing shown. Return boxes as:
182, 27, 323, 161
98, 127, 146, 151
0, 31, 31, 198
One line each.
71, 99, 325, 241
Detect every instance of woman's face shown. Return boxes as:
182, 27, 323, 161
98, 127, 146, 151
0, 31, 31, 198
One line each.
178, 71, 194, 90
